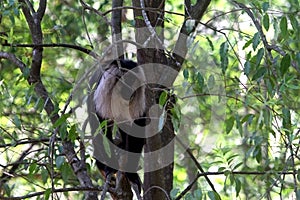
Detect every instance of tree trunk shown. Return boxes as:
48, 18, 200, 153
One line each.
132, 0, 175, 199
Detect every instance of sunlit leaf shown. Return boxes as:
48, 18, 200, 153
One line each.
68, 124, 78, 142
44, 188, 51, 200
243, 38, 252, 50
53, 113, 71, 128
233, 162, 243, 171
159, 90, 168, 108
29, 163, 37, 175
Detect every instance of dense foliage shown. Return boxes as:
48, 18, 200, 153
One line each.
0, 0, 299, 199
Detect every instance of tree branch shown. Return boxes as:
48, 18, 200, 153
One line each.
176, 137, 217, 194
233, 1, 300, 73
37, 0, 47, 21
111, 0, 124, 59
0, 144, 35, 189
14, 1, 99, 199
0, 186, 106, 200
2, 43, 99, 59
0, 52, 26, 71
172, 0, 211, 70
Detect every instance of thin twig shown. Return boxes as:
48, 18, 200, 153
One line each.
176, 137, 218, 194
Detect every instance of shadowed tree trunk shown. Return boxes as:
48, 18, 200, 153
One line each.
132, 0, 174, 199
132, 0, 211, 199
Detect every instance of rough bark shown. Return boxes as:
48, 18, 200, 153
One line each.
132, 0, 211, 199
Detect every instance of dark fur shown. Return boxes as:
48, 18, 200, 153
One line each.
92, 60, 146, 193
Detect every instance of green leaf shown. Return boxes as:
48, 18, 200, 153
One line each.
158, 111, 166, 132
266, 78, 275, 96
183, 69, 189, 79
244, 60, 251, 75
99, 120, 108, 135
13, 115, 22, 130
197, 72, 204, 86
55, 156, 65, 168
103, 137, 112, 158
171, 105, 181, 132
235, 114, 243, 136
280, 16, 288, 38
44, 188, 51, 200
220, 42, 229, 74
233, 162, 243, 170
297, 52, 300, 66
282, 107, 291, 130
41, 168, 48, 184
61, 163, 73, 182
263, 14, 270, 31
255, 48, 264, 67
207, 191, 221, 200
68, 124, 78, 142
53, 113, 71, 128
193, 189, 202, 200
206, 36, 214, 51
112, 122, 118, 138
225, 116, 235, 134
170, 188, 180, 199
184, 193, 193, 200
289, 14, 299, 32
241, 114, 254, 124
235, 178, 241, 197
252, 32, 260, 51
253, 146, 262, 163
297, 189, 300, 200
159, 91, 168, 108
29, 163, 37, 175
262, 2, 269, 12
252, 67, 266, 81
208, 75, 215, 89
280, 54, 291, 75
243, 38, 252, 50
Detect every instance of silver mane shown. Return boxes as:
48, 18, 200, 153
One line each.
93, 62, 146, 122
